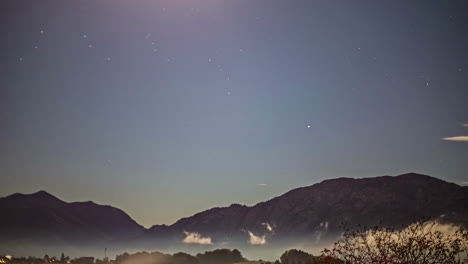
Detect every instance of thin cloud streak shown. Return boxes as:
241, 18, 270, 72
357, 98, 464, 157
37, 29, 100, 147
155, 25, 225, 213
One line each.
442, 136, 468, 142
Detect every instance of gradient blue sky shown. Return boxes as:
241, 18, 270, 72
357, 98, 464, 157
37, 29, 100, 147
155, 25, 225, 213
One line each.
1, 0, 467, 227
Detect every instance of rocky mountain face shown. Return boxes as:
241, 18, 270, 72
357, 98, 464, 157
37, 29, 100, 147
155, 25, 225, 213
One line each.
148, 173, 468, 242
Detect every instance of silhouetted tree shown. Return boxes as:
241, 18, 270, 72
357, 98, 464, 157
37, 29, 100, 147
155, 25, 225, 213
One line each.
280, 249, 315, 264
172, 253, 199, 264
70, 257, 94, 264
320, 220, 468, 263
196, 249, 246, 264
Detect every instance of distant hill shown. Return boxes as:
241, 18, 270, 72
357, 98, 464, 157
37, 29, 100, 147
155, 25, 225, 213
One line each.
1, 173, 468, 256
147, 173, 468, 242
0, 190, 145, 245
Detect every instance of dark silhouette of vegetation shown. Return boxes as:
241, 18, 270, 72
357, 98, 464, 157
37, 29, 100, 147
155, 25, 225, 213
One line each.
2, 254, 71, 264
278, 250, 344, 264
70, 258, 94, 264
171, 253, 199, 264
113, 249, 245, 264
196, 249, 246, 264
280, 250, 315, 264
320, 220, 468, 263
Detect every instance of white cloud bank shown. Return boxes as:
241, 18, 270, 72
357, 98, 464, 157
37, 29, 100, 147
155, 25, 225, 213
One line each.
442, 136, 468, 142
182, 231, 213, 245
248, 231, 266, 245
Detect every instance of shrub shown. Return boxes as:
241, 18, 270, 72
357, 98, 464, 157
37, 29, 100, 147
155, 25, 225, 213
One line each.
320, 220, 468, 264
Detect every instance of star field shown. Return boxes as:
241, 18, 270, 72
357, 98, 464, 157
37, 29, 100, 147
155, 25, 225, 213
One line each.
1, 0, 468, 227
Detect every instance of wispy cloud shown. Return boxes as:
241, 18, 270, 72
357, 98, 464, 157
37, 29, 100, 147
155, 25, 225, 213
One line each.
182, 231, 213, 245
442, 136, 468, 142
258, 183, 267, 186
442, 124, 468, 142
460, 181, 468, 186
319, 221, 329, 229
261, 222, 273, 232
248, 231, 266, 245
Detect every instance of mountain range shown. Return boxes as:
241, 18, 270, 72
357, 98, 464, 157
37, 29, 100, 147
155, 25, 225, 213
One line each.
1, 173, 468, 256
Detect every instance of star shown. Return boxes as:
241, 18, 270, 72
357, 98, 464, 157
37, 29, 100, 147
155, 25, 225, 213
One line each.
40, 30, 44, 34
307, 125, 311, 128
88, 44, 93, 48
83, 34, 87, 38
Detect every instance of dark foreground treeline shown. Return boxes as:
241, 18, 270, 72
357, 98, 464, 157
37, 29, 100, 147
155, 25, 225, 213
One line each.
113, 249, 345, 264
112, 249, 342, 264
115, 249, 246, 264
0, 249, 335, 264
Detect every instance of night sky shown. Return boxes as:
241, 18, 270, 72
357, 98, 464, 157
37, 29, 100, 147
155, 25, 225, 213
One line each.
1, 0, 468, 227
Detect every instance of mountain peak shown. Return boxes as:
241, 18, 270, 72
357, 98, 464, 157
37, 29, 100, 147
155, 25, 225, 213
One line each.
395, 172, 453, 185
31, 190, 58, 199
1, 190, 65, 209
397, 172, 432, 178
5, 190, 57, 199
315, 173, 444, 187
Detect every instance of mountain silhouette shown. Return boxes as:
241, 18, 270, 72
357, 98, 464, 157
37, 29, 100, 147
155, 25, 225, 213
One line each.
147, 173, 468, 242
0, 190, 145, 245
1, 173, 468, 255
